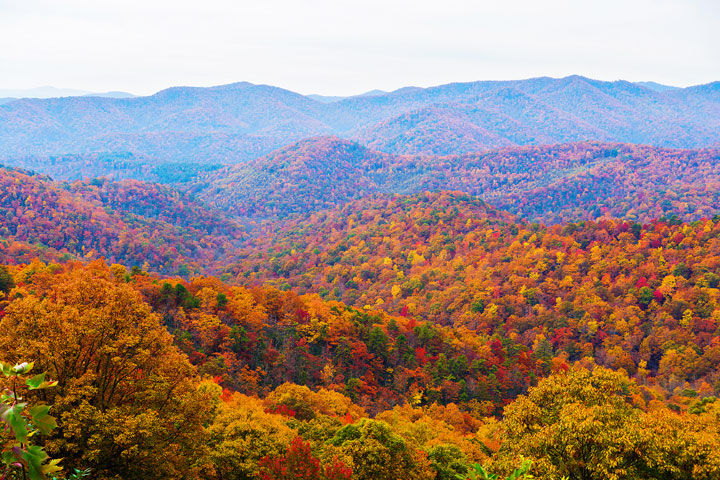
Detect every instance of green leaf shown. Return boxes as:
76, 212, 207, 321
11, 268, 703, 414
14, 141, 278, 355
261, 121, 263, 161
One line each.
476, 464, 496, 480
1, 403, 29, 442
22, 445, 49, 480
26, 372, 46, 388
507, 459, 532, 480
26, 372, 58, 390
29, 405, 57, 434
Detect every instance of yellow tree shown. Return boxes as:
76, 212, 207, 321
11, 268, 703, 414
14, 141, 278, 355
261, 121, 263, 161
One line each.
0, 261, 217, 479
497, 366, 649, 480
327, 418, 433, 480
496, 366, 720, 480
205, 393, 295, 480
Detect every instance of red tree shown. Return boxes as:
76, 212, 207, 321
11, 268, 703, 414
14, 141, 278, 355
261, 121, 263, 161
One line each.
259, 436, 352, 480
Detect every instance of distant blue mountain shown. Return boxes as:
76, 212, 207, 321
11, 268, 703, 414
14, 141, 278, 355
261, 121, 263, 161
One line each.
83, 91, 137, 98
0, 76, 717, 169
633, 81, 680, 92
307, 89, 388, 103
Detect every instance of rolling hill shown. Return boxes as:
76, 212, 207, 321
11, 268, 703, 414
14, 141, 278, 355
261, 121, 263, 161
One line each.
2, 82, 720, 479
6, 151, 222, 184
0, 82, 330, 164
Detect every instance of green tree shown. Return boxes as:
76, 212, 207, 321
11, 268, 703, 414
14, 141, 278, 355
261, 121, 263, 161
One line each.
426, 444, 469, 480
367, 327, 389, 361
0, 265, 14, 294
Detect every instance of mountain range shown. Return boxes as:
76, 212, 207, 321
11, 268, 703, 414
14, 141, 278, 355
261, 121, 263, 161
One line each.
2, 72, 720, 480
0, 76, 717, 168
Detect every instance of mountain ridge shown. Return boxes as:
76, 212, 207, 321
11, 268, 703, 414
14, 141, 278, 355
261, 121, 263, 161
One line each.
191, 136, 720, 224
1, 75, 718, 167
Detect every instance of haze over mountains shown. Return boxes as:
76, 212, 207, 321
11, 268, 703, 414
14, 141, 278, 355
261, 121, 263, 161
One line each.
1, 76, 718, 170
0, 86, 136, 103
1, 74, 718, 231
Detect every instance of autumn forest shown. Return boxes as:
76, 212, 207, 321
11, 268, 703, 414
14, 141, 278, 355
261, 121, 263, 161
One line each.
1, 75, 719, 480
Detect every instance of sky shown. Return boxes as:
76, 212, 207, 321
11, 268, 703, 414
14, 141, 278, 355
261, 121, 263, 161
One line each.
1, 0, 718, 96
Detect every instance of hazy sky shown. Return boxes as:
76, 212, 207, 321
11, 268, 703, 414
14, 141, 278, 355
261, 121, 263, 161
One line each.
1, 0, 718, 96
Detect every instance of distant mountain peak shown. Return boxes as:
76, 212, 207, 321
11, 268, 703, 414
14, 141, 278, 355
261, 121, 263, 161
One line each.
83, 91, 136, 99
560, 74, 592, 82
358, 89, 387, 97
634, 81, 680, 92
209, 81, 255, 89
305, 89, 389, 103
390, 86, 424, 95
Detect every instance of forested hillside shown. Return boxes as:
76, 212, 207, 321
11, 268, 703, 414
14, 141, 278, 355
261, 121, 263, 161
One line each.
6, 151, 223, 183
2, 180, 720, 479
194, 138, 720, 224
224, 192, 720, 396
0, 167, 242, 274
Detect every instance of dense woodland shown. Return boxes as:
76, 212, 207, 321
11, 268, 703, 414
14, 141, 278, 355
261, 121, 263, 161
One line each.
0, 167, 242, 274
2, 260, 720, 480
6, 151, 222, 184
227, 192, 720, 398
2, 181, 720, 478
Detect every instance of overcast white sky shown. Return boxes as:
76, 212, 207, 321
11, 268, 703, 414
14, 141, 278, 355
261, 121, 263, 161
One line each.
1, 0, 718, 96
